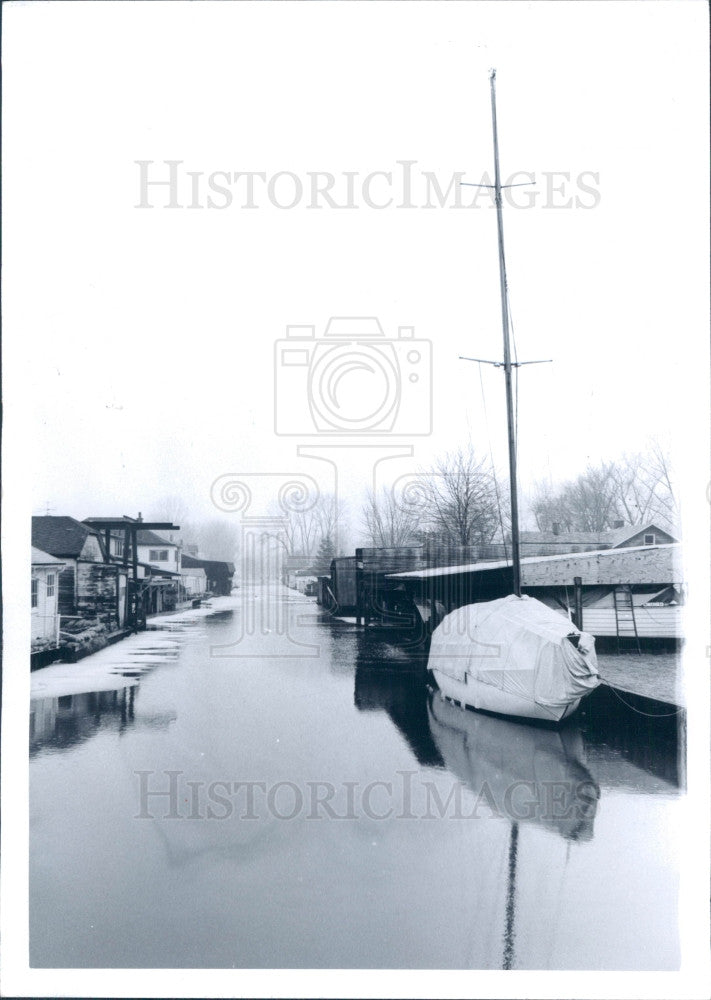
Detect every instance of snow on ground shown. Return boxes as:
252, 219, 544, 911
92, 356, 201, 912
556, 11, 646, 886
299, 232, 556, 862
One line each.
31, 590, 319, 701
31, 597, 241, 701
30, 631, 180, 700
148, 593, 241, 627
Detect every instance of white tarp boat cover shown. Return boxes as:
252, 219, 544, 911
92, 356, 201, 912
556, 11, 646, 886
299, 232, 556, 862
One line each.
428, 595, 600, 712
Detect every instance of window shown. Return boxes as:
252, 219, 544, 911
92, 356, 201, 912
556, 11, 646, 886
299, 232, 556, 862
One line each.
644, 533, 655, 545
31, 578, 38, 608
115, 539, 124, 557
149, 549, 169, 561
46, 573, 55, 597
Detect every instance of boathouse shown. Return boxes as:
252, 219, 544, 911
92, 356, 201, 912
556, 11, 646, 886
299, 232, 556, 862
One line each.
31, 516, 129, 629
180, 554, 235, 596
387, 543, 683, 642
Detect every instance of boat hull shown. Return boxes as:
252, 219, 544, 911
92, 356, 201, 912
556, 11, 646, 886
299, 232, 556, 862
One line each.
427, 596, 600, 723
430, 669, 582, 722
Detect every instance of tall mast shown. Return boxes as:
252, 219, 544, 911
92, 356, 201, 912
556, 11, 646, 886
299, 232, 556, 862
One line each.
490, 69, 521, 598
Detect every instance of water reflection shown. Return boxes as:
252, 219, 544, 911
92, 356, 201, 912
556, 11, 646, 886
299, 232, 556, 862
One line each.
28, 606, 222, 756
354, 665, 443, 767
352, 639, 682, 969
427, 695, 599, 842
29, 590, 684, 970
426, 696, 599, 970
353, 642, 682, 798
579, 686, 683, 792
30, 686, 177, 756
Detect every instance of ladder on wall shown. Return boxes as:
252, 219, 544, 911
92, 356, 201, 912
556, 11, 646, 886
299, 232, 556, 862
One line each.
613, 585, 641, 654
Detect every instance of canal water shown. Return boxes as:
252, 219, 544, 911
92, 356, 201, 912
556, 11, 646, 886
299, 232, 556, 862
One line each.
30, 585, 683, 970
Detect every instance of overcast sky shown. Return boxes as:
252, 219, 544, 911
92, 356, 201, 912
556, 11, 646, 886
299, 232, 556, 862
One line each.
4, 0, 709, 537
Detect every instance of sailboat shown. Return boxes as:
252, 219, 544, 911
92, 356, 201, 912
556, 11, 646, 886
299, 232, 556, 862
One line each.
427, 71, 600, 723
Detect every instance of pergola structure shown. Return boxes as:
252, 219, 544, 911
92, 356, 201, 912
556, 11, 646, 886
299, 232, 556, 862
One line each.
84, 517, 181, 626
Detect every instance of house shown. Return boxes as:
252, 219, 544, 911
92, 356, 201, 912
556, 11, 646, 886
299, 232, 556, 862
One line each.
31, 547, 66, 652
282, 554, 313, 588
291, 571, 318, 595
135, 528, 182, 575
83, 516, 182, 574
181, 564, 208, 601
282, 555, 319, 593
518, 521, 678, 557
604, 522, 678, 549
31, 516, 128, 629
131, 529, 181, 614
180, 554, 235, 596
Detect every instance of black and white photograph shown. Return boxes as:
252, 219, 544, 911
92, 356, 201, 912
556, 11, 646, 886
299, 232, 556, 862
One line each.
2, 1, 709, 997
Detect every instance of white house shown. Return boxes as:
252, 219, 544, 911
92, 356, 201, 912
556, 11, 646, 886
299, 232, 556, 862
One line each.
136, 528, 181, 574
181, 565, 208, 600
31, 547, 66, 649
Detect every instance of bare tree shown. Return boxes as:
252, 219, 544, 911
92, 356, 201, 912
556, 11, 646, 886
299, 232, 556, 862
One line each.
609, 443, 678, 529
528, 442, 679, 534
646, 440, 679, 528
312, 493, 339, 544
149, 494, 192, 525
529, 479, 575, 532
192, 518, 240, 562
361, 486, 421, 547
269, 491, 350, 557
149, 498, 239, 561
310, 493, 351, 555
277, 504, 320, 557
148, 495, 198, 539
560, 463, 622, 532
416, 446, 504, 546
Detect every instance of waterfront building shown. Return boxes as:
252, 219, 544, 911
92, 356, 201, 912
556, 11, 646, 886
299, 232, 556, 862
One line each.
31, 546, 66, 654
